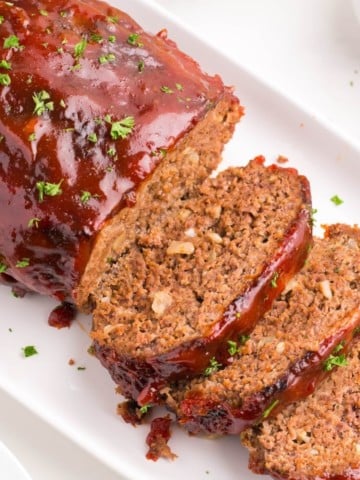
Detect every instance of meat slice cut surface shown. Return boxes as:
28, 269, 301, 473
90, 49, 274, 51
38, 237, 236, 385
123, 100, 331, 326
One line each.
92, 157, 312, 404
167, 225, 360, 435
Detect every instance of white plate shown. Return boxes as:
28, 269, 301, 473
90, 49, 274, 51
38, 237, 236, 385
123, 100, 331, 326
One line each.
0, 1, 359, 479
0, 442, 31, 480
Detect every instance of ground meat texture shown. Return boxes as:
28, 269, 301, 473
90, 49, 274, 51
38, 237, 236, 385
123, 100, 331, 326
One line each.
167, 225, 360, 435
91, 157, 312, 404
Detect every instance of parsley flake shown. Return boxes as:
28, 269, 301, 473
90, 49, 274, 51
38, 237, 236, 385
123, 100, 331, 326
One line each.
161, 85, 173, 94
77, 366, 86, 371
0, 60, 11, 70
271, 271, 279, 288
39, 9, 48, 16
0, 73, 11, 86
106, 15, 118, 24
99, 53, 116, 64
127, 33, 143, 47
74, 38, 87, 59
330, 194, 344, 206
36, 179, 63, 202
22, 345, 38, 358
324, 353, 348, 371
32, 90, 54, 116
3, 35, 20, 49
176, 83, 184, 91
16, 258, 30, 268
28, 132, 36, 142
262, 399, 279, 419
28, 217, 40, 228
227, 340, 240, 356
107, 147, 116, 157
239, 334, 250, 345
90, 33, 103, 43
108, 35, 116, 43
80, 191, 92, 203
137, 59, 145, 72
204, 357, 222, 376
110, 116, 135, 140
87, 132, 98, 143
139, 404, 152, 415
0, 262, 7, 273
0, 16, 4, 25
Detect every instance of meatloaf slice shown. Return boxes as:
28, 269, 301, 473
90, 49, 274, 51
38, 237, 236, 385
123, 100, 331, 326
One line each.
165, 225, 360, 435
241, 234, 360, 480
91, 157, 312, 404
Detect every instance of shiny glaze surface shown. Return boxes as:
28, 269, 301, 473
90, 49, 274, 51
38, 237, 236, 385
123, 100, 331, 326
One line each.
94, 167, 313, 404
179, 314, 360, 434
0, 0, 226, 300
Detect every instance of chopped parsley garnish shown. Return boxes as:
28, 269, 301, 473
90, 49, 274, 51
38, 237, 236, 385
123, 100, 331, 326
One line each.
310, 207, 318, 225
87, 132, 98, 143
0, 59, 11, 70
333, 341, 345, 354
39, 9, 48, 16
262, 399, 279, 419
271, 271, 279, 288
77, 366, 86, 371
204, 357, 222, 376
107, 147, 116, 157
108, 35, 116, 43
139, 404, 152, 415
28, 132, 36, 142
36, 179, 63, 202
0, 73, 11, 86
16, 258, 30, 268
0, 262, 7, 273
99, 53, 116, 64
22, 345, 38, 357
0, 16, 4, 25
28, 217, 40, 228
3, 35, 20, 49
324, 353, 348, 371
227, 340, 240, 356
106, 15, 118, 24
127, 33, 142, 46
137, 59, 145, 72
330, 194, 344, 206
80, 191, 92, 203
109, 116, 135, 140
176, 83, 184, 91
160, 85, 173, 94
74, 38, 87, 59
60, 11, 67, 18
59, 99, 66, 108
32, 90, 54, 116
239, 334, 250, 345
90, 33, 103, 43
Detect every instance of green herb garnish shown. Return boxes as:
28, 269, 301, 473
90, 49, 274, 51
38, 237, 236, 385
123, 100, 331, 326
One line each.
324, 353, 348, 371
108, 35, 116, 43
87, 132, 98, 143
39, 9, 48, 16
0, 262, 7, 273
330, 195, 344, 206
3, 35, 20, 49
36, 179, 63, 202
0, 73, 11, 86
28, 217, 40, 228
80, 191, 92, 203
107, 147, 116, 157
0, 16, 4, 25
160, 85, 173, 94
204, 357, 222, 376
137, 59, 145, 72
74, 38, 87, 59
239, 334, 250, 345
262, 399, 279, 419
77, 366, 86, 371
176, 83, 183, 91
110, 116, 135, 140
90, 33, 103, 43
139, 404, 152, 415
22, 345, 38, 357
271, 271, 279, 288
127, 33, 143, 47
32, 90, 54, 116
0, 60, 11, 70
28, 132, 36, 142
99, 53, 116, 64
16, 258, 30, 268
106, 16, 118, 24
227, 340, 240, 356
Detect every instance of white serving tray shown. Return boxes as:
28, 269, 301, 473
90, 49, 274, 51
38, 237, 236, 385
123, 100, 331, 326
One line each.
0, 1, 359, 479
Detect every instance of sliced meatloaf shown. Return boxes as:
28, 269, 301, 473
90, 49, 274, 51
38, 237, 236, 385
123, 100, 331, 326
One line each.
165, 224, 360, 435
91, 157, 312, 404
241, 277, 360, 479
0, 0, 241, 308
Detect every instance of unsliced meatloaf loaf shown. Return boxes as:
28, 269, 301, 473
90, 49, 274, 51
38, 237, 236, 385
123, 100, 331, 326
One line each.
241, 237, 360, 480
0, 0, 241, 307
164, 224, 360, 435
91, 157, 312, 404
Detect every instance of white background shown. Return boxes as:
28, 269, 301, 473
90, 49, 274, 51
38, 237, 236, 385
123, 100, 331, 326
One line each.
1, 1, 360, 479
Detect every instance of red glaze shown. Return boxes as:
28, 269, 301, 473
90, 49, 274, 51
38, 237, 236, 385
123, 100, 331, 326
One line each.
146, 416, 174, 461
93, 167, 313, 405
177, 311, 360, 434
48, 301, 77, 328
0, 0, 229, 302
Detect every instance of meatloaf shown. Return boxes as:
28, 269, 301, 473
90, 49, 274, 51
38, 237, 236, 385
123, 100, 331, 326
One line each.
241, 229, 360, 480
164, 224, 360, 435
91, 157, 312, 404
0, 0, 241, 307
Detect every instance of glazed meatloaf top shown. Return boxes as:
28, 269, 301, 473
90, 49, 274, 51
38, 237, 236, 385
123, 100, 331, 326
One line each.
166, 224, 360, 435
0, 0, 241, 303
241, 235, 360, 480
91, 157, 312, 403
